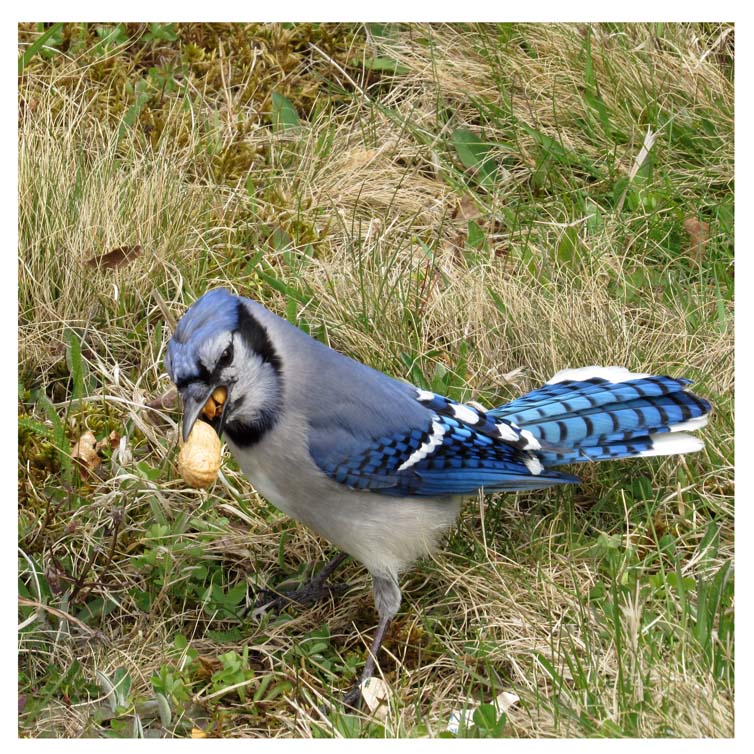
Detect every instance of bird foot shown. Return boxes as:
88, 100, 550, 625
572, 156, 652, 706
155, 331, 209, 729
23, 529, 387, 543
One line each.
249, 579, 350, 621
341, 681, 365, 710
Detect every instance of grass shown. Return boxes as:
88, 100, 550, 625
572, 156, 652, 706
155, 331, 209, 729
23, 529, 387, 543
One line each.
18, 22, 733, 738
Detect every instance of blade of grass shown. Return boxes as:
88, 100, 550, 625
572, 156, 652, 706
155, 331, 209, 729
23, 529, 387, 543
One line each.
18, 22, 64, 75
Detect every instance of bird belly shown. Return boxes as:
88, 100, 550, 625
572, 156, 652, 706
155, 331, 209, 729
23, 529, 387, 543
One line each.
225, 435, 462, 579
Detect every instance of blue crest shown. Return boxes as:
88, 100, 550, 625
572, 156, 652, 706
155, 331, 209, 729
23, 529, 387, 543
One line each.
166, 288, 239, 382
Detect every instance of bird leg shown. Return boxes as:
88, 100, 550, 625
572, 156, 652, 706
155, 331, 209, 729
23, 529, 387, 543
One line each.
342, 612, 393, 709
250, 552, 350, 618
341, 573, 401, 709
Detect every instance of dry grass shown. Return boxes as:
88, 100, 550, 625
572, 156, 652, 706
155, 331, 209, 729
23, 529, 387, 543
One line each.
18, 22, 733, 738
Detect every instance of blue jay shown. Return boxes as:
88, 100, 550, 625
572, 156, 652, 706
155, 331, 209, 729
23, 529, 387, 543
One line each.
166, 287, 711, 705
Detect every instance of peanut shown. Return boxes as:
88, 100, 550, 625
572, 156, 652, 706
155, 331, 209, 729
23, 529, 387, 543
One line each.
201, 386, 228, 421
202, 396, 218, 420
178, 421, 222, 489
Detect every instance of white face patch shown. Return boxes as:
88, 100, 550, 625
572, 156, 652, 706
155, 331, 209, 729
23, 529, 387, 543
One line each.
523, 454, 544, 475
398, 420, 447, 471
225, 339, 280, 426
451, 403, 481, 425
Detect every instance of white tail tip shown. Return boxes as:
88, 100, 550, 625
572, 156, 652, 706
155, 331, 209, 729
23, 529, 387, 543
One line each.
547, 366, 650, 385
639, 432, 705, 458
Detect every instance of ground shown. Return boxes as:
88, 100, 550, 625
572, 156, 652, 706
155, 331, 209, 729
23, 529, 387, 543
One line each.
18, 22, 733, 738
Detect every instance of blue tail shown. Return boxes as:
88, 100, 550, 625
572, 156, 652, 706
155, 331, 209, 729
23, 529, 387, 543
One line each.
489, 367, 711, 468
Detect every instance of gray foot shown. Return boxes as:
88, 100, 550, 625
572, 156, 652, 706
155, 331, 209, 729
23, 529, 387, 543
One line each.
252, 580, 350, 619
342, 682, 364, 710
249, 552, 350, 620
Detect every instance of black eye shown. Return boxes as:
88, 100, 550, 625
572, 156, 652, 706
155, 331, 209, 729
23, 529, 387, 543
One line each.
218, 343, 233, 369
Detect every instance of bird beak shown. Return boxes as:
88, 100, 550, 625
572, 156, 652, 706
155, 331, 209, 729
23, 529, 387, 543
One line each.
180, 384, 231, 442
181, 391, 208, 443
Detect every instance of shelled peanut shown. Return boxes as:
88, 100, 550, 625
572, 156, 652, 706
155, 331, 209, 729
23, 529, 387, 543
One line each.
201, 386, 227, 421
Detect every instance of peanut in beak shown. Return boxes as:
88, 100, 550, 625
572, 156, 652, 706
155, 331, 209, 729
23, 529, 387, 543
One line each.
201, 386, 228, 421
178, 387, 228, 489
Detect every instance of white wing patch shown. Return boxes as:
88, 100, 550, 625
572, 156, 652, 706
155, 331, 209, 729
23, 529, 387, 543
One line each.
496, 422, 519, 442
450, 403, 481, 425
524, 454, 544, 475
519, 429, 542, 451
397, 420, 447, 472
668, 415, 709, 433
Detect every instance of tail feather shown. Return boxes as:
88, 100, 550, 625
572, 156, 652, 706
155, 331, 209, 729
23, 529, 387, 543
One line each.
491, 375, 694, 425
538, 431, 705, 467
491, 367, 711, 468
510, 391, 709, 448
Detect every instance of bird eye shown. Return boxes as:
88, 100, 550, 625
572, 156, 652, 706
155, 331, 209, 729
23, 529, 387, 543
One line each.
218, 343, 233, 369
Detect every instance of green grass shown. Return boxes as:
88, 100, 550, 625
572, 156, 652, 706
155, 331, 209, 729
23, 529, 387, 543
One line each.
18, 22, 733, 738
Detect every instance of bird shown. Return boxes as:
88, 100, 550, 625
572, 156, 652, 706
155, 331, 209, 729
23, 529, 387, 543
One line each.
165, 287, 711, 706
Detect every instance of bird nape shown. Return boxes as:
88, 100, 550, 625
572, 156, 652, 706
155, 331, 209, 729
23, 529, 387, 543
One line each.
166, 287, 711, 709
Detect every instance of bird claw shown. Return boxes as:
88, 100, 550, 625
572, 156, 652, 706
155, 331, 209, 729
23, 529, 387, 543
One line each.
247, 580, 351, 621
249, 602, 277, 622
341, 682, 364, 710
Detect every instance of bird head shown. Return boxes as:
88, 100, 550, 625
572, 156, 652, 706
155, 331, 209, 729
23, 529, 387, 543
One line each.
165, 288, 282, 446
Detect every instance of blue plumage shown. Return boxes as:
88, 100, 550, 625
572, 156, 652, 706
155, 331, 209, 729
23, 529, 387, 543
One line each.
317, 412, 577, 496
166, 288, 240, 386
490, 372, 710, 465
313, 370, 710, 497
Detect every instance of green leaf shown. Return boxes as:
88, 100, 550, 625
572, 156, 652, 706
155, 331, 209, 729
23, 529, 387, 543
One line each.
256, 268, 311, 305
65, 329, 86, 400
467, 221, 487, 251
698, 521, 720, 565
452, 129, 498, 190
487, 288, 508, 317
520, 122, 601, 177
360, 56, 409, 75
155, 692, 172, 727
271, 92, 301, 131
556, 226, 578, 265
118, 78, 151, 140
34, 391, 72, 484
271, 226, 293, 252
583, 89, 612, 139
365, 23, 396, 40
94, 23, 129, 51
144, 23, 178, 43
473, 703, 507, 736
19, 23, 64, 75
18, 415, 54, 442
112, 667, 132, 708
96, 671, 118, 713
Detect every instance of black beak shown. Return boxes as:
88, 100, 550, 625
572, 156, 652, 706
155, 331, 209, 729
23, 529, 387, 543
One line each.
180, 384, 230, 442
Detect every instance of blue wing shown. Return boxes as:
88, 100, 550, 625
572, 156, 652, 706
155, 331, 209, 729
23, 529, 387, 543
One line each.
309, 397, 578, 498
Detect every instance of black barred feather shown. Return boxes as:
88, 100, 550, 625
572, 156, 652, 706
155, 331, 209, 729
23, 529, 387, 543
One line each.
314, 368, 710, 497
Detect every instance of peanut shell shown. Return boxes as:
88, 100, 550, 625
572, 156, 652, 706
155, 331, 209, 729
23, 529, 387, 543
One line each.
178, 421, 222, 489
